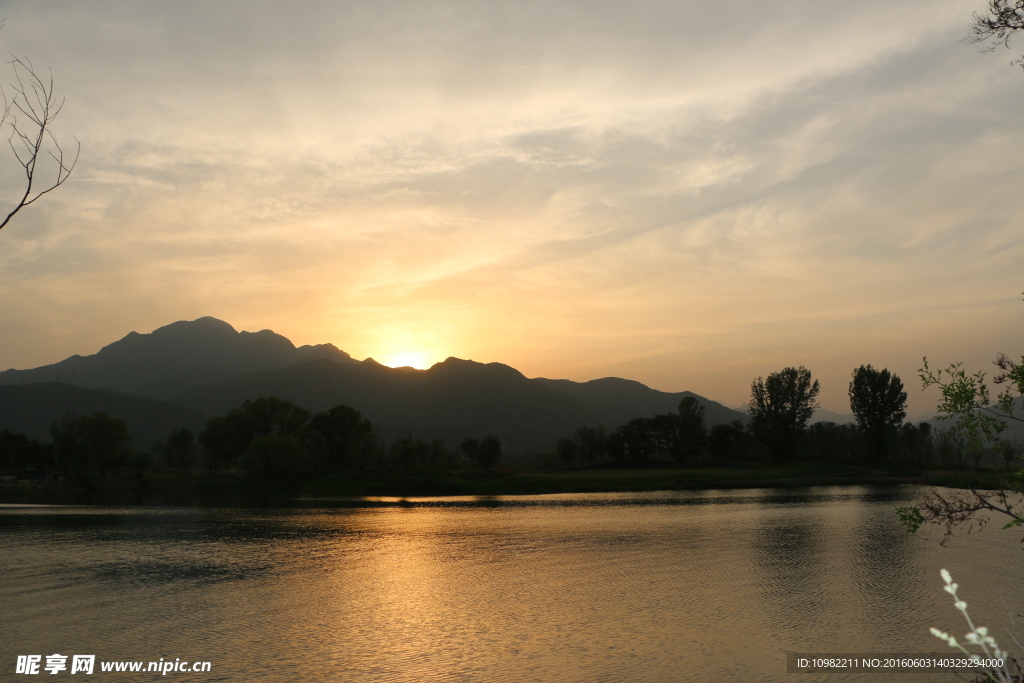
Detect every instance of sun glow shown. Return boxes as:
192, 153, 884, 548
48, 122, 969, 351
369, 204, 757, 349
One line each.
380, 351, 432, 369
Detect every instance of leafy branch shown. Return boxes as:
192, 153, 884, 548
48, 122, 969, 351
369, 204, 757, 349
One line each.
919, 350, 1024, 455
901, 327, 1024, 544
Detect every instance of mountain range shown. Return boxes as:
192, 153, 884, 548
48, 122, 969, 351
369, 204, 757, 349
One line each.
0, 317, 353, 399
0, 317, 748, 451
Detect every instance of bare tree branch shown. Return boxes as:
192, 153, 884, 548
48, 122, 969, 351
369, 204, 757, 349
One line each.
0, 53, 79, 232
967, 0, 1024, 69
899, 475, 1024, 546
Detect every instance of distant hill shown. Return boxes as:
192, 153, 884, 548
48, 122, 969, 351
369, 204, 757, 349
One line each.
809, 408, 857, 425
0, 383, 206, 448
170, 357, 602, 451
534, 377, 748, 428
728, 403, 866, 426
0, 317, 354, 399
168, 359, 750, 452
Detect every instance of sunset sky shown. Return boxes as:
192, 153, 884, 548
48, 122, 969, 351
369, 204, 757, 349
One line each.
0, 0, 1022, 418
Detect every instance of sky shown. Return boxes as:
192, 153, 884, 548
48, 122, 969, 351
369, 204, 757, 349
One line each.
0, 0, 1022, 418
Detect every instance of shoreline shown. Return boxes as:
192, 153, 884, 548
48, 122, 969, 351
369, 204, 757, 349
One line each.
1, 465, 1015, 504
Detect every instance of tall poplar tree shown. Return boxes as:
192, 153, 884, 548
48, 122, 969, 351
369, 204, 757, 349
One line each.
849, 365, 907, 462
749, 366, 820, 463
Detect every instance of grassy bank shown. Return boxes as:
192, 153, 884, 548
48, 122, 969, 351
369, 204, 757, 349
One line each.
2, 464, 1015, 504
297, 462, 975, 498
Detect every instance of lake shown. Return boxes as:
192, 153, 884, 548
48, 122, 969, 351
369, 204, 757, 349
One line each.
3, 486, 1022, 682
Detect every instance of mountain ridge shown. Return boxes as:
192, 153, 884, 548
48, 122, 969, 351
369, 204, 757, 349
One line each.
0, 316, 355, 399
1, 317, 749, 451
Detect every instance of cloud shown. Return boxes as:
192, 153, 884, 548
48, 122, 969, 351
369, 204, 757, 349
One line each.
0, 0, 1021, 415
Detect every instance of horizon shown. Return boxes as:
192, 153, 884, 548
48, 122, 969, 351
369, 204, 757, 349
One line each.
1, 314, 940, 422
0, 0, 1021, 419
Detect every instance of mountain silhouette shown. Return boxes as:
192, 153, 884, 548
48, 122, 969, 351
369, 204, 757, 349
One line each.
0, 317, 354, 399
2, 317, 748, 451
170, 357, 602, 451
534, 376, 747, 429
170, 358, 748, 451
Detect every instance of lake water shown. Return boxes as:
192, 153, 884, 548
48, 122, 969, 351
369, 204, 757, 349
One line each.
3, 486, 1022, 682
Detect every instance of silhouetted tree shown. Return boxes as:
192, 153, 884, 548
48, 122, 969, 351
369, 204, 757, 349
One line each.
618, 418, 656, 463
801, 419, 938, 465
805, 421, 863, 463
935, 428, 967, 468
459, 437, 480, 467
676, 397, 707, 465
575, 426, 607, 464
240, 434, 308, 484
708, 421, 746, 462
160, 428, 197, 470
849, 364, 907, 462
967, 0, 1024, 68
0, 430, 51, 473
606, 431, 628, 465
708, 423, 732, 462
428, 438, 452, 470
50, 412, 132, 478
387, 437, 454, 473
648, 413, 681, 461
199, 396, 311, 475
556, 436, 577, 467
477, 435, 502, 470
893, 422, 935, 465
310, 405, 376, 472
996, 438, 1019, 469
235, 396, 311, 438
198, 416, 235, 476
390, 436, 417, 474
749, 366, 820, 463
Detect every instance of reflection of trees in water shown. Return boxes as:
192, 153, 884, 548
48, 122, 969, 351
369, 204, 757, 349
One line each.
748, 488, 928, 651
749, 488, 828, 631
750, 513, 832, 641
849, 502, 921, 639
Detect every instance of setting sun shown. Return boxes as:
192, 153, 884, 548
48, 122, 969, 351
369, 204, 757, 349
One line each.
380, 351, 432, 370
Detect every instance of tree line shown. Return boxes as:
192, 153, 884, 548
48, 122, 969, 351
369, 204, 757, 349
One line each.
552, 364, 1004, 469
196, 397, 503, 482
2, 363, 1013, 482
0, 397, 504, 484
